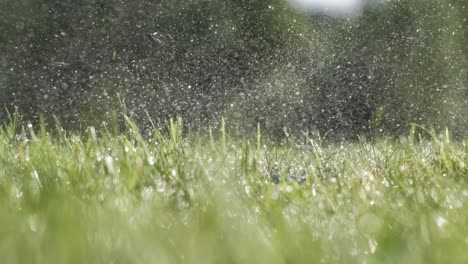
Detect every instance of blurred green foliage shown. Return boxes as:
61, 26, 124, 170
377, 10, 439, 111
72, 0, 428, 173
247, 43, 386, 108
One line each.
0, 0, 466, 139
0, 116, 467, 263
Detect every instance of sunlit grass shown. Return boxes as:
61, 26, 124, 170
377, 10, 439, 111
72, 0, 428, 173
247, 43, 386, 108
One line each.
0, 116, 467, 263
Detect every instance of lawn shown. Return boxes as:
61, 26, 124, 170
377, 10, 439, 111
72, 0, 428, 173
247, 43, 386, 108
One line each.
0, 117, 467, 263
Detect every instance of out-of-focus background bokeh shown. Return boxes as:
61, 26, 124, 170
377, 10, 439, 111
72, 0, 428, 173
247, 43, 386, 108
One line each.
1, 0, 467, 139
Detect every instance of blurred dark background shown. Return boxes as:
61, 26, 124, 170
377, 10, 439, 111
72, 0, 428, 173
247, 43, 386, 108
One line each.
1, 0, 467, 139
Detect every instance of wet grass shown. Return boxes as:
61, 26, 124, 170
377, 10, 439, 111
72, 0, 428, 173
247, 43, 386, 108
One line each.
0, 117, 467, 263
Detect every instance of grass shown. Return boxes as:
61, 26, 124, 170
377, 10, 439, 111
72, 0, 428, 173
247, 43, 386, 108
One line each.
0, 116, 467, 263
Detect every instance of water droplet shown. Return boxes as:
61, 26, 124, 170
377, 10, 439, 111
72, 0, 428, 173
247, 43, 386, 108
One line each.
435, 215, 448, 228
31, 170, 42, 189
368, 237, 378, 254
105, 156, 115, 174
244, 185, 251, 195
147, 155, 155, 165
28, 215, 38, 232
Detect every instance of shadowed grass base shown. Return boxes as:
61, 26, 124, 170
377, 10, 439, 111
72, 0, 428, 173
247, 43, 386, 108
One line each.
0, 118, 467, 263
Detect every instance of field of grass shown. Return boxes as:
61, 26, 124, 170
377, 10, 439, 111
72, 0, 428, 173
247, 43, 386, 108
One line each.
0, 116, 467, 263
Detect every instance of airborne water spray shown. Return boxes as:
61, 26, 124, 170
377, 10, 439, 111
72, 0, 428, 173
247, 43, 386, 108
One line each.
287, 0, 365, 17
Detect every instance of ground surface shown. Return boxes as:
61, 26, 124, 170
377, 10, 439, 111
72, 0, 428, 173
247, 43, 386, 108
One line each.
0, 119, 467, 263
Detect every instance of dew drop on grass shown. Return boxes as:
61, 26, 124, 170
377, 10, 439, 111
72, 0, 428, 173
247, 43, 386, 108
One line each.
244, 185, 251, 196
96, 151, 103, 162
28, 214, 38, 233
78, 153, 85, 164
12, 185, 23, 199
463, 189, 468, 197
105, 156, 115, 174
31, 170, 42, 189
443, 194, 463, 209
147, 155, 155, 165
364, 183, 371, 192
368, 237, 378, 254
382, 178, 390, 188
435, 215, 448, 228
